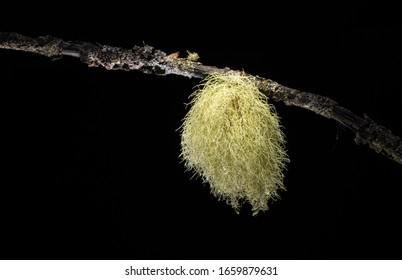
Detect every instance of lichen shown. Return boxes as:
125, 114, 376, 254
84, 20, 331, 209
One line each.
186, 51, 200, 62
180, 72, 288, 215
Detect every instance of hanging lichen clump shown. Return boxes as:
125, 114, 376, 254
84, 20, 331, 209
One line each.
180, 72, 288, 215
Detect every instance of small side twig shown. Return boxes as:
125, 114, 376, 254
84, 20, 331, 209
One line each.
1, 32, 401, 165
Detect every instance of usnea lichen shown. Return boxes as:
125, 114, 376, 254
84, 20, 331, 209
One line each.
180, 72, 288, 215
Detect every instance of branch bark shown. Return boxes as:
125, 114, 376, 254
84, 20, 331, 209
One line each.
1, 32, 401, 165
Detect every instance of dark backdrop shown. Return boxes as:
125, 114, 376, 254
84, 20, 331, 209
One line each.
1, 6, 401, 260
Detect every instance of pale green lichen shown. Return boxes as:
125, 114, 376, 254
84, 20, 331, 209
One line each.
180, 72, 288, 215
186, 51, 200, 62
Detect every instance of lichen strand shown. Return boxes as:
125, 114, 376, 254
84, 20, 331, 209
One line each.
180, 72, 288, 215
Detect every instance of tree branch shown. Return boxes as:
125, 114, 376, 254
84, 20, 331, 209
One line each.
1, 31, 401, 165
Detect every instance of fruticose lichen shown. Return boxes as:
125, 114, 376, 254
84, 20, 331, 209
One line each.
180, 72, 288, 215
186, 51, 200, 62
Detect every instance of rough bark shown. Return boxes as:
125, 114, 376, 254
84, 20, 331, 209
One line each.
1, 32, 401, 165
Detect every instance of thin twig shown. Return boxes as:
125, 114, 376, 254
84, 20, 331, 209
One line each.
1, 32, 401, 165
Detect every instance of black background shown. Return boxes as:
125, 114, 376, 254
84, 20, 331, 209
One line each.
1, 5, 401, 260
